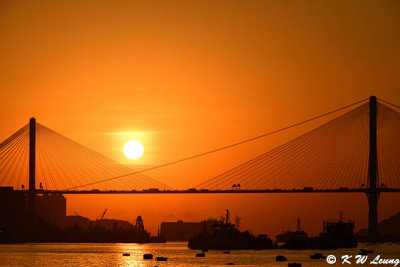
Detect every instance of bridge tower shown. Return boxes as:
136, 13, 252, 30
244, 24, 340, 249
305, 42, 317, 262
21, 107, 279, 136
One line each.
368, 96, 379, 240
28, 117, 36, 214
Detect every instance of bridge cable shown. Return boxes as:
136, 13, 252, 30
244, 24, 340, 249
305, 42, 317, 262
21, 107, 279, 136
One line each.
378, 98, 400, 109
66, 97, 369, 190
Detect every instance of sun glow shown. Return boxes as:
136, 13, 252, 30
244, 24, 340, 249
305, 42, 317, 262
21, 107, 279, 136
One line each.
123, 140, 144, 160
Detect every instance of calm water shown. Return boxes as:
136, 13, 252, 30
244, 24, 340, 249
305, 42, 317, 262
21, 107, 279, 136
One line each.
0, 242, 399, 266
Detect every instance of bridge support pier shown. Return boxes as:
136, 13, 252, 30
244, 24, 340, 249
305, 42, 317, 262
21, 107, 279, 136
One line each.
367, 96, 379, 240
28, 117, 36, 214
367, 192, 379, 240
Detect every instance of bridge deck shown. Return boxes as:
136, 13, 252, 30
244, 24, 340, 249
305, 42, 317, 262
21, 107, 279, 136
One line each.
18, 188, 400, 194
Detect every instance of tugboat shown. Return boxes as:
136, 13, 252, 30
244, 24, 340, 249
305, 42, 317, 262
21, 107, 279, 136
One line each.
188, 210, 277, 250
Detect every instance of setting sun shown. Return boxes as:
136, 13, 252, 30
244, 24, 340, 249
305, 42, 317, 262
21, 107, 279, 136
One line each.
123, 140, 144, 160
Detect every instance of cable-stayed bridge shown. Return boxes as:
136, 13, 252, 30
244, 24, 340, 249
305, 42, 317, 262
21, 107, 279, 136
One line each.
1, 96, 400, 239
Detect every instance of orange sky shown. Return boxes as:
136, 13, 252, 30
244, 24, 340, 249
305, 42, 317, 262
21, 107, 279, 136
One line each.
1, 0, 400, 235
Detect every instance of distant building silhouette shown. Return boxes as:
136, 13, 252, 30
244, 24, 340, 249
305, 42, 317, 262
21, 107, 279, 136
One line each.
0, 187, 26, 235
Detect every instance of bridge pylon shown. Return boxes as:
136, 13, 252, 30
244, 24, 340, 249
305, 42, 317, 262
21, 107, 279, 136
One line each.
367, 96, 379, 240
28, 117, 36, 214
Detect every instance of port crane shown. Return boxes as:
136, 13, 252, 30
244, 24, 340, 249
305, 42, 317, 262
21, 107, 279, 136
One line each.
96, 208, 108, 227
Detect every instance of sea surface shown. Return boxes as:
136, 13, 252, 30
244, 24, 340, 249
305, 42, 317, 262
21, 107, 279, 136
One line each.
0, 242, 399, 266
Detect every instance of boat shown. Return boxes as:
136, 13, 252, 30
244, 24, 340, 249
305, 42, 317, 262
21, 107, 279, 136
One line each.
224, 251, 231, 254
288, 263, 302, 267
279, 217, 309, 249
281, 212, 357, 250
156, 256, 168, 261
196, 252, 206, 257
275, 217, 307, 243
276, 231, 296, 243
359, 248, 373, 255
276, 255, 287, 261
122, 253, 130, 256
143, 254, 153, 259
188, 210, 277, 250
310, 253, 326, 259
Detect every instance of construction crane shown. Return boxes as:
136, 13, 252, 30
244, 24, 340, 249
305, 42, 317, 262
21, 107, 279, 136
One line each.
97, 208, 108, 227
